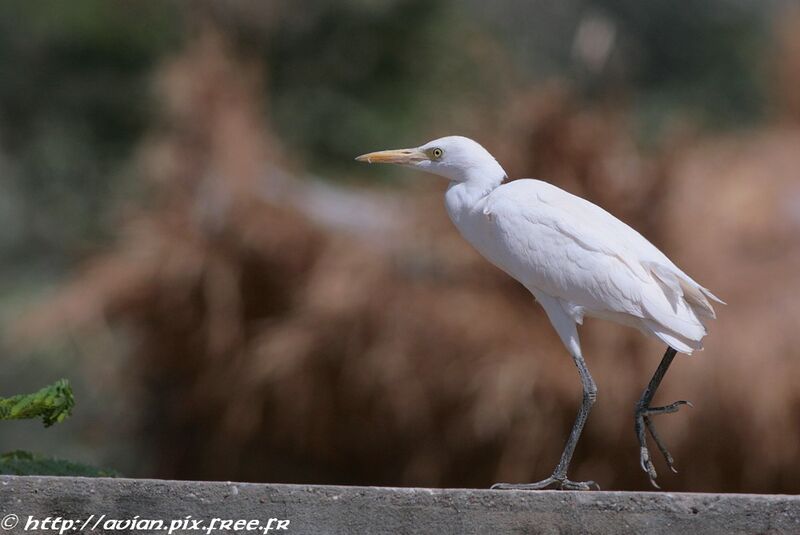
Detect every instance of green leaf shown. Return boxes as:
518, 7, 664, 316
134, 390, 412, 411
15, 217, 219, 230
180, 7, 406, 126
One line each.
0, 450, 119, 477
0, 379, 75, 427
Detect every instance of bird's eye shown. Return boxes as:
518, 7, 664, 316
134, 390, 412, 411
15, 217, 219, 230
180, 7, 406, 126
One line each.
431, 148, 443, 159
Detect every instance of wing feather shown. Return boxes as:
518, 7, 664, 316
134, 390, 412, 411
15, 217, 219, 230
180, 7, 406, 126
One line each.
482, 179, 721, 353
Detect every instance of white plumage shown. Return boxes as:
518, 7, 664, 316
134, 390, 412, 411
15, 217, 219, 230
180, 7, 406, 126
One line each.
455, 177, 722, 354
357, 135, 722, 490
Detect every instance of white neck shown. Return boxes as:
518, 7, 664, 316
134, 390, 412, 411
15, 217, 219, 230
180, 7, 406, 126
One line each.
444, 169, 505, 225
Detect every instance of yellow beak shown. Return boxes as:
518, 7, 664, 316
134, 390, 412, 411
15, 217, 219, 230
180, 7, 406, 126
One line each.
355, 148, 428, 165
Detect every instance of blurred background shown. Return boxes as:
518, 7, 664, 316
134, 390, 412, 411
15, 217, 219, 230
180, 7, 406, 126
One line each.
1, 0, 799, 493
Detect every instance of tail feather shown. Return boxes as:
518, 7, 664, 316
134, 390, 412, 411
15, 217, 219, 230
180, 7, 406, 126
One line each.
641, 261, 723, 354
643, 320, 703, 354
679, 279, 716, 320
699, 284, 726, 305
646, 261, 723, 319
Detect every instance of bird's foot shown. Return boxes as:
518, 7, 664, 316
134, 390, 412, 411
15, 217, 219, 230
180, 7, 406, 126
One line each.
492, 476, 600, 491
635, 400, 693, 488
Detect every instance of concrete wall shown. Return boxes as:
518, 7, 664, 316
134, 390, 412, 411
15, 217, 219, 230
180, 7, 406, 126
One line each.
1, 475, 799, 534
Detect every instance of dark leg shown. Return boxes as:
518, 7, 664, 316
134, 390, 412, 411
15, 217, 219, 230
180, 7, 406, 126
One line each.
493, 349, 599, 491
635, 346, 693, 488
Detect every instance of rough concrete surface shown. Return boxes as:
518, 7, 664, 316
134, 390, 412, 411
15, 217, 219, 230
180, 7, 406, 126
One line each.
0, 475, 798, 534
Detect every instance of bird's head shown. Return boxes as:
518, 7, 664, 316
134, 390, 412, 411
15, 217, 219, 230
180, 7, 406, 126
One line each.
356, 135, 506, 184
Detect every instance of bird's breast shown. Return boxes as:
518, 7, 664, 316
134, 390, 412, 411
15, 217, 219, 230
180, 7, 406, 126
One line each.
445, 190, 526, 282
444, 184, 577, 298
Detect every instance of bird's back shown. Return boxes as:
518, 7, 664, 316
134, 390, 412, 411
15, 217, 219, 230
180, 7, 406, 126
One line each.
447, 178, 722, 354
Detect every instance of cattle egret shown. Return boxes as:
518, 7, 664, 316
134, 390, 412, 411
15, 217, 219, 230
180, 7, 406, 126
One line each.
356, 136, 723, 490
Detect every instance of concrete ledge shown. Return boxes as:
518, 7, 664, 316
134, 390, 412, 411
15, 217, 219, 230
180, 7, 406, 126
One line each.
1, 476, 799, 534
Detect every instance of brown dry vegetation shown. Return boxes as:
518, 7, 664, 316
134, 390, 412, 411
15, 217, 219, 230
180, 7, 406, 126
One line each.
14, 22, 800, 493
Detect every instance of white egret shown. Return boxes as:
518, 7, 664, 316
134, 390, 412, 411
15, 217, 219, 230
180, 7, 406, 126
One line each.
356, 136, 723, 490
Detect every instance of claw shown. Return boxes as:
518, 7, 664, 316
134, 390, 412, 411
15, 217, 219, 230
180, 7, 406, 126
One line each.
635, 347, 684, 488
645, 415, 675, 471
639, 445, 660, 488
559, 479, 600, 491
644, 400, 693, 416
636, 398, 693, 487
492, 476, 600, 491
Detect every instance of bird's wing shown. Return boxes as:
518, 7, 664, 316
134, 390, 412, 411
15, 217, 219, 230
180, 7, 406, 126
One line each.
483, 180, 721, 353
529, 181, 723, 311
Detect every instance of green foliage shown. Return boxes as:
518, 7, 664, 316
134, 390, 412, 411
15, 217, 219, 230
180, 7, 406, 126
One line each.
0, 450, 118, 477
0, 380, 118, 477
0, 379, 75, 427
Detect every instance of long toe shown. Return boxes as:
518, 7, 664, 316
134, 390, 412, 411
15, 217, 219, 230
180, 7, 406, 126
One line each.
643, 400, 693, 416
560, 479, 600, 491
491, 478, 558, 491
639, 446, 660, 489
645, 416, 678, 473
492, 477, 599, 491
635, 399, 693, 486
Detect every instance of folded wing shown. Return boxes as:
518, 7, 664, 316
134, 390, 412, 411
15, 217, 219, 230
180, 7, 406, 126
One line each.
484, 180, 723, 354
